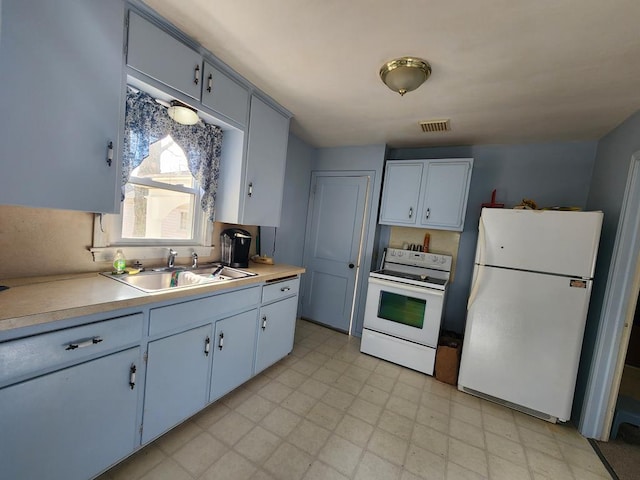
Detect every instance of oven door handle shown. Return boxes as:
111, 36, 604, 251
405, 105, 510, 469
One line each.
368, 276, 443, 297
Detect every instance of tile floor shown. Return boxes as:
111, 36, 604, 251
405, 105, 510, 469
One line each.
98, 319, 612, 480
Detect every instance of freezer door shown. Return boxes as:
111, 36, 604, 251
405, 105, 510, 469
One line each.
476, 209, 603, 278
459, 266, 592, 421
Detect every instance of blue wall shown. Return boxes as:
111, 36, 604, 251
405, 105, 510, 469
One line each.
388, 141, 598, 332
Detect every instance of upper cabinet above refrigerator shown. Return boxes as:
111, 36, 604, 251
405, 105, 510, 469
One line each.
379, 159, 473, 231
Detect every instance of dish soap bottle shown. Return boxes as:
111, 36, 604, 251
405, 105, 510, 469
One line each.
113, 249, 126, 274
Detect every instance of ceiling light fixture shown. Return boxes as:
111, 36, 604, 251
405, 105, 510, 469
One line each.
380, 57, 431, 96
167, 100, 199, 125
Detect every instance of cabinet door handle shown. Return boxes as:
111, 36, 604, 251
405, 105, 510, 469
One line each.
106, 141, 113, 167
65, 336, 103, 351
248, 182, 253, 197
280, 286, 291, 292
425, 208, 431, 219
408, 207, 413, 219
129, 364, 136, 390
204, 336, 211, 356
218, 332, 224, 350
194, 64, 200, 85
207, 73, 213, 93
261, 315, 267, 330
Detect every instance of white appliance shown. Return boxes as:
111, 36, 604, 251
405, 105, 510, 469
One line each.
458, 208, 603, 422
361, 248, 452, 375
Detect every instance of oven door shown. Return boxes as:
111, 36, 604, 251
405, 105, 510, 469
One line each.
364, 276, 444, 347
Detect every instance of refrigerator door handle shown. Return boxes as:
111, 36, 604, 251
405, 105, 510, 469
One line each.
477, 213, 487, 266
467, 263, 484, 309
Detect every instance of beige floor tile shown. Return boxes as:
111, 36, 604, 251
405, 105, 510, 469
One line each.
353, 353, 380, 371
325, 358, 351, 374
209, 411, 255, 446
288, 419, 332, 456
109, 443, 166, 480
448, 438, 488, 477
412, 423, 448, 458
260, 406, 302, 437
334, 373, 365, 395
192, 402, 231, 429
276, 368, 308, 389
367, 428, 409, 466
322, 386, 356, 411
312, 366, 342, 384
401, 470, 425, 480
304, 351, 331, 366
348, 397, 383, 425
485, 431, 527, 465
243, 373, 273, 392
366, 372, 397, 392
234, 426, 280, 464
449, 418, 485, 449
154, 420, 203, 455
257, 380, 294, 403
398, 369, 427, 389
405, 443, 446, 479
421, 391, 452, 415
487, 454, 532, 480
423, 378, 454, 399
354, 451, 402, 480
200, 450, 256, 480
416, 405, 450, 434
303, 460, 349, 480
307, 401, 345, 430
386, 395, 419, 420
393, 381, 422, 404
281, 390, 318, 416
481, 412, 520, 443
450, 389, 482, 410
445, 461, 487, 480
290, 358, 322, 376
559, 441, 610, 476
550, 424, 592, 450
375, 361, 403, 379
221, 387, 254, 409
344, 364, 373, 383
315, 343, 343, 358
298, 377, 331, 399
318, 434, 363, 477
172, 431, 227, 477
358, 383, 391, 406
519, 426, 563, 459
450, 402, 483, 427
335, 414, 375, 447
513, 412, 554, 436
291, 345, 312, 358
569, 464, 613, 480
138, 457, 192, 480
480, 400, 515, 422
525, 448, 574, 479
236, 394, 277, 423
263, 442, 313, 480
378, 409, 416, 441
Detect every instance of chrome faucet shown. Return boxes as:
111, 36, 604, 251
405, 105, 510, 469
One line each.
167, 248, 178, 268
191, 252, 198, 269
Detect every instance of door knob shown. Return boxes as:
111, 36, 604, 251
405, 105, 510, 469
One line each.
348, 263, 355, 269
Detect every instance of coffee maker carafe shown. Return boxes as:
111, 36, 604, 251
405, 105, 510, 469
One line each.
220, 228, 252, 268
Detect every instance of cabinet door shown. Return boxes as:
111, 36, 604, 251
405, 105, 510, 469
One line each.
242, 96, 291, 227
210, 309, 258, 402
255, 296, 298, 374
143, 325, 212, 443
127, 11, 202, 100
420, 160, 473, 231
379, 162, 424, 225
201, 62, 250, 126
0, 347, 140, 480
0, 0, 124, 213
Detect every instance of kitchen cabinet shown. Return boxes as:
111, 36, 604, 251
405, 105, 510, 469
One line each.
0, 0, 125, 213
201, 62, 250, 126
210, 309, 258, 402
379, 162, 424, 225
142, 324, 212, 444
217, 96, 291, 227
379, 158, 473, 231
127, 11, 203, 100
255, 278, 300, 373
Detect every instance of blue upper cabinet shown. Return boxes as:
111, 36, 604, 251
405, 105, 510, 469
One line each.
0, 0, 125, 213
201, 62, 250, 127
126, 11, 203, 100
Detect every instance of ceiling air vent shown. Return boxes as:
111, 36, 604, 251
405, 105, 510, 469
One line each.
419, 119, 450, 133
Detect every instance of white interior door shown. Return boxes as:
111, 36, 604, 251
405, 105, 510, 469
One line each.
301, 174, 369, 332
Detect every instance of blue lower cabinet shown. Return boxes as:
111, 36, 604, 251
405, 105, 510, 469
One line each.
142, 324, 213, 444
0, 347, 140, 480
210, 309, 258, 402
255, 296, 298, 374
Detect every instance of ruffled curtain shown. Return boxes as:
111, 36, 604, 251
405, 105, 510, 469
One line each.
122, 88, 223, 221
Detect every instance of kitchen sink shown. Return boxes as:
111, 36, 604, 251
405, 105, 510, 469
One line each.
101, 265, 257, 293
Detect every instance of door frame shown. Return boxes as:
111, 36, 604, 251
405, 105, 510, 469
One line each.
301, 170, 374, 335
579, 150, 640, 439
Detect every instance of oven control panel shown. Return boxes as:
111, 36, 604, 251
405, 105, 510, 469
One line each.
386, 248, 452, 271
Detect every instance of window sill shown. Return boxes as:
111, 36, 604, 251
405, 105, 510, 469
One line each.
89, 246, 214, 264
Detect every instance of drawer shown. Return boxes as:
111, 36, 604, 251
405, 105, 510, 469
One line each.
150, 286, 261, 336
0, 313, 143, 386
262, 277, 300, 304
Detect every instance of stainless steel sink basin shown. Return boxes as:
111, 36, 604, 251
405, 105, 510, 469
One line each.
101, 265, 257, 293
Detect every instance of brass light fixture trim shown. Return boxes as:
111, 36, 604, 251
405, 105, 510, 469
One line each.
380, 57, 431, 96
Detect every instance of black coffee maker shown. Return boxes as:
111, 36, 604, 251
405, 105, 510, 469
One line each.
220, 228, 252, 268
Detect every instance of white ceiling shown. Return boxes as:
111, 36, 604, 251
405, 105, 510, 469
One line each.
144, 0, 640, 148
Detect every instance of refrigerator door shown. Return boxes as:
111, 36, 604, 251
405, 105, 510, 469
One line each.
459, 266, 592, 421
476, 209, 603, 278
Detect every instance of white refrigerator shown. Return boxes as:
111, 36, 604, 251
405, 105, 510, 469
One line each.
458, 208, 603, 422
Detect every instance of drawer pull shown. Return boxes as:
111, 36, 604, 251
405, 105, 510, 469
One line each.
129, 364, 136, 390
280, 287, 291, 292
194, 64, 200, 85
65, 336, 103, 351
207, 73, 213, 93
218, 332, 224, 350
261, 315, 267, 330
204, 336, 211, 356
